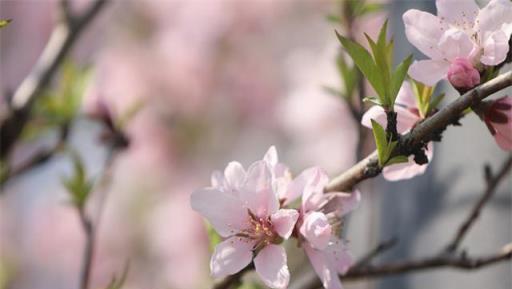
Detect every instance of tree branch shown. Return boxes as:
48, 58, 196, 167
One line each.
326, 70, 512, 192
0, 0, 108, 159
445, 156, 512, 252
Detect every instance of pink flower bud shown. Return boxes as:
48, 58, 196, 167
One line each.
483, 96, 512, 151
447, 58, 480, 89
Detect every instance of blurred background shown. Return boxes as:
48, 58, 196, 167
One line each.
0, 1, 510, 289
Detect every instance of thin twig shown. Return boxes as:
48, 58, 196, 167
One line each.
326, 70, 512, 192
0, 0, 108, 158
78, 208, 95, 289
352, 237, 398, 268
445, 156, 512, 252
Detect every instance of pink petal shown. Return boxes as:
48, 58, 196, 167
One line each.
408, 59, 450, 86
263, 145, 279, 167
403, 9, 447, 60
361, 105, 387, 129
382, 142, 434, 181
395, 106, 421, 134
323, 190, 362, 217
438, 28, 477, 61
211, 170, 225, 188
210, 236, 255, 279
325, 239, 353, 275
476, 0, 512, 40
302, 167, 330, 212
436, 0, 479, 29
300, 212, 332, 250
304, 243, 344, 289
241, 161, 279, 218
190, 188, 248, 237
270, 209, 299, 239
480, 30, 510, 65
281, 168, 310, 205
224, 161, 246, 190
493, 122, 512, 150
254, 245, 290, 289
395, 81, 417, 109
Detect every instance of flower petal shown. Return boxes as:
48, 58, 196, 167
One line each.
240, 161, 279, 218
403, 9, 447, 60
322, 190, 362, 217
254, 245, 290, 289
325, 239, 353, 275
480, 29, 510, 65
190, 188, 248, 237
224, 161, 246, 190
211, 170, 225, 188
476, 0, 512, 40
408, 59, 450, 86
263, 145, 279, 167
271, 209, 299, 239
395, 81, 417, 109
436, 0, 479, 29
210, 236, 255, 279
493, 122, 512, 150
304, 243, 344, 289
382, 142, 434, 181
437, 28, 476, 61
361, 105, 387, 129
302, 167, 330, 212
395, 106, 421, 134
300, 212, 332, 250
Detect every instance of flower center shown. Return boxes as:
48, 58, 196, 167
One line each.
236, 210, 281, 250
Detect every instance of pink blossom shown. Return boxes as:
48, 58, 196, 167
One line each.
282, 167, 361, 289
191, 147, 298, 289
361, 82, 434, 181
483, 96, 512, 150
447, 57, 481, 89
403, 0, 512, 86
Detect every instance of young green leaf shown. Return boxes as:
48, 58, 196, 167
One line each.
0, 19, 11, 29
371, 119, 387, 166
336, 31, 386, 102
62, 151, 93, 209
389, 54, 413, 105
386, 155, 409, 166
336, 55, 357, 98
206, 222, 222, 252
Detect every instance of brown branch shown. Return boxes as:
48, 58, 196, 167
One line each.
326, 70, 512, 192
445, 156, 512, 252
342, 243, 512, 280
0, 0, 108, 159
78, 208, 95, 289
352, 237, 398, 268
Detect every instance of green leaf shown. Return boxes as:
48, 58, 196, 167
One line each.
206, 222, 222, 252
62, 151, 93, 208
389, 54, 413, 106
336, 55, 358, 98
371, 119, 387, 166
326, 14, 342, 23
0, 19, 11, 29
358, 3, 386, 16
363, 96, 382, 105
386, 155, 409, 166
336, 31, 386, 103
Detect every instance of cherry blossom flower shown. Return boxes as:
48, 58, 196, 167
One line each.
482, 96, 512, 150
281, 167, 361, 289
191, 147, 299, 289
361, 82, 434, 181
403, 0, 512, 86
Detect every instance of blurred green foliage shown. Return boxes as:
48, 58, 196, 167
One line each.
61, 151, 93, 209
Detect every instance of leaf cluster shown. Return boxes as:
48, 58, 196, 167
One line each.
336, 21, 412, 109
411, 79, 444, 117
371, 120, 408, 167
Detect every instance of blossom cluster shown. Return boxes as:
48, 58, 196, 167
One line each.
191, 147, 360, 289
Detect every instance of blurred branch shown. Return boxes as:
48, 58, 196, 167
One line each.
326, 70, 512, 192
0, 124, 69, 188
445, 156, 512, 252
0, 0, 108, 159
212, 266, 252, 289
351, 237, 398, 268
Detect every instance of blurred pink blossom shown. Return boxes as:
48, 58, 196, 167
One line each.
482, 96, 512, 150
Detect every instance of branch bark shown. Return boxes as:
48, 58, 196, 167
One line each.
326, 70, 512, 192
0, 0, 108, 158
